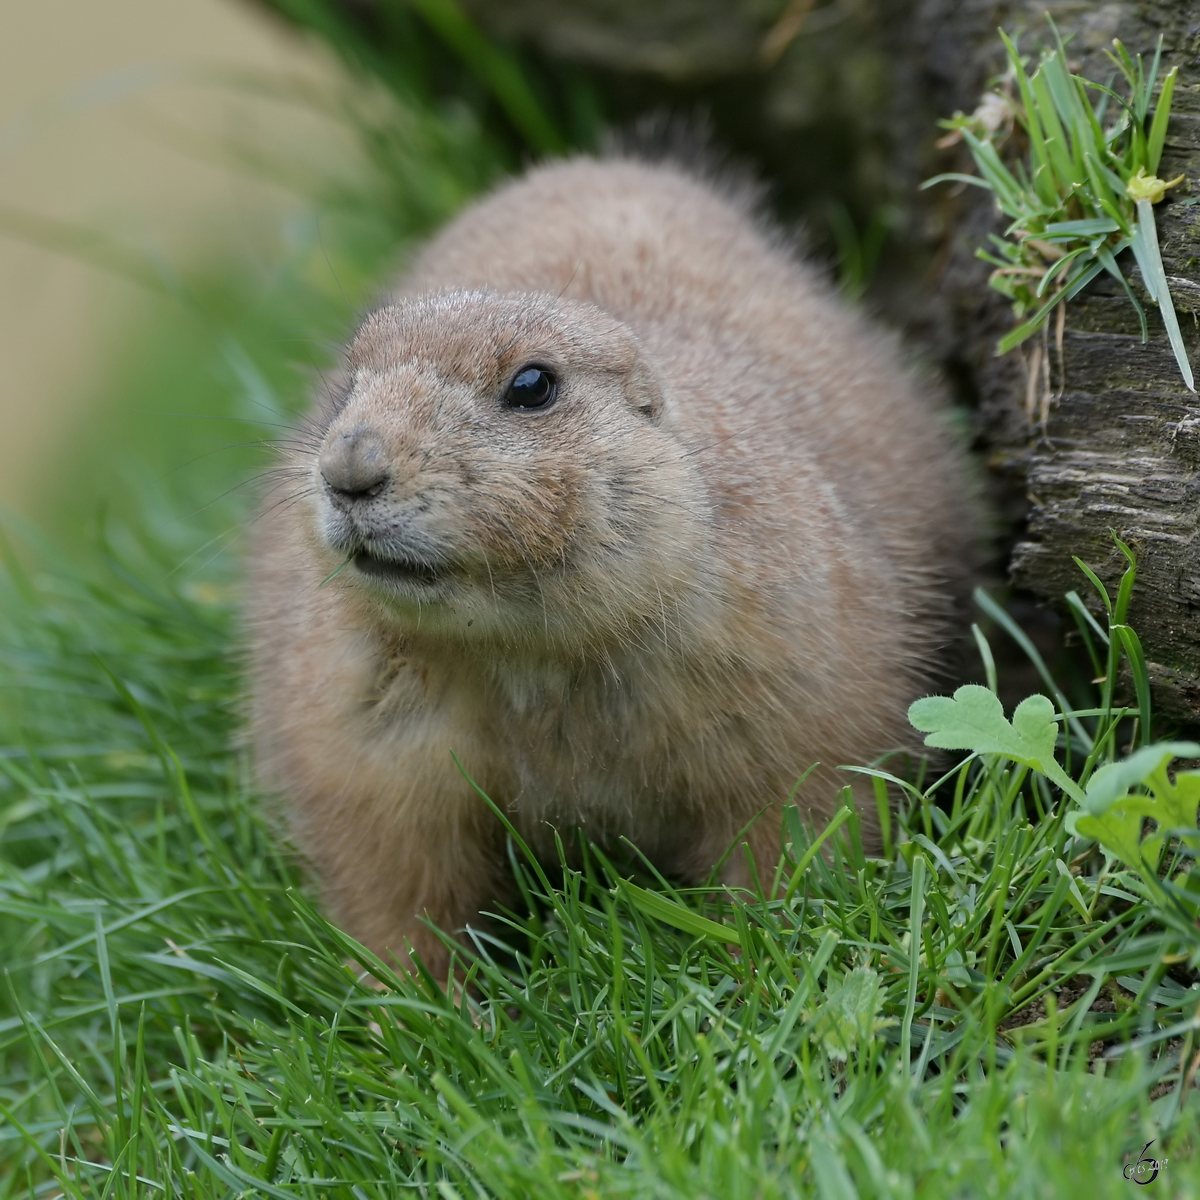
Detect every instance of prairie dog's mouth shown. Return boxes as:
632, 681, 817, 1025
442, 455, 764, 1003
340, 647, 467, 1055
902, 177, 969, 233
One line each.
353, 548, 442, 586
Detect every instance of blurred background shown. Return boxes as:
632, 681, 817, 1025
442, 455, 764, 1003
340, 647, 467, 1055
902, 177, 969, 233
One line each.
1, 1, 331, 529
0, 0, 503, 560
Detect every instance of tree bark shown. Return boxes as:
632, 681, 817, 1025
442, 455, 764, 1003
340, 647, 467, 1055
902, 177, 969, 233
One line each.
916, 1, 1200, 721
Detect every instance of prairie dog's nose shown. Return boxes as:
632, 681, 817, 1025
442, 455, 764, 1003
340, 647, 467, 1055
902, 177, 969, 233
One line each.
320, 426, 390, 498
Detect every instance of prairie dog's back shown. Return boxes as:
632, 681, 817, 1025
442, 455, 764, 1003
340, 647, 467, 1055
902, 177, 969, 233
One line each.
401, 157, 967, 610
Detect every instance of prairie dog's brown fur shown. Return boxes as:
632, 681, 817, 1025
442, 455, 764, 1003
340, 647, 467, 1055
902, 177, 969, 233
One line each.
250, 157, 973, 974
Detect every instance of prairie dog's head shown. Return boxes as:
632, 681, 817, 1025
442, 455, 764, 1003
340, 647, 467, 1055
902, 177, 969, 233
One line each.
304, 289, 710, 649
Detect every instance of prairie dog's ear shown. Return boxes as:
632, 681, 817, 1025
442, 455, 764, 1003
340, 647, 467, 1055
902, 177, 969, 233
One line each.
569, 307, 666, 420
627, 354, 666, 420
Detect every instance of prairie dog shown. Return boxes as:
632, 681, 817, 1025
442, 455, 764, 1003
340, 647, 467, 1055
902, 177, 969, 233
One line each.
249, 156, 973, 974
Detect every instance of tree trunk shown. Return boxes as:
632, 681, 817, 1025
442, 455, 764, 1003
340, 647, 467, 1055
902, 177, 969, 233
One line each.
257, 0, 1200, 721
916, 1, 1200, 721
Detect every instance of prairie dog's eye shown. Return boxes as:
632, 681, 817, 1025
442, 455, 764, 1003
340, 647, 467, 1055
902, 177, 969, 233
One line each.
504, 365, 557, 411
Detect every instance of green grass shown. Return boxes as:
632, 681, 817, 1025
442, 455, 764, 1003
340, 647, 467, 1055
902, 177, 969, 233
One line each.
4, 497, 1200, 1198
4, 20, 1200, 1197
926, 27, 1194, 393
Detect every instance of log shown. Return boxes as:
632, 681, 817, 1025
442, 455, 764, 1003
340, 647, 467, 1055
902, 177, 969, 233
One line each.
916, 1, 1200, 721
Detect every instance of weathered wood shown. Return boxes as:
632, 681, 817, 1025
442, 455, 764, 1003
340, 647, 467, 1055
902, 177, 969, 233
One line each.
916, 1, 1200, 720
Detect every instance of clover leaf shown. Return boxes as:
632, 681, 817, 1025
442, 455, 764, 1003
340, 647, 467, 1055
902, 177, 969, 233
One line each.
908, 685, 1083, 801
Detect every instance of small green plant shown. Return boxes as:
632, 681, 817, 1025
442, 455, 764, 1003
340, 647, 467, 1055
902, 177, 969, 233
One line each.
926, 28, 1193, 394
1068, 743, 1200, 885
914, 690, 1200, 906
911, 536, 1200, 938
910, 686, 1083, 801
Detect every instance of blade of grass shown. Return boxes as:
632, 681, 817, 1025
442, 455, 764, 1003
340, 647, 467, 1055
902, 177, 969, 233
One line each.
899, 854, 927, 1075
409, 0, 563, 155
1131, 199, 1195, 390
1147, 67, 1177, 175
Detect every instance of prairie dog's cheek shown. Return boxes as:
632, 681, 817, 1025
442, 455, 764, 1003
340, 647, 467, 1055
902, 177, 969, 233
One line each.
463, 458, 586, 568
